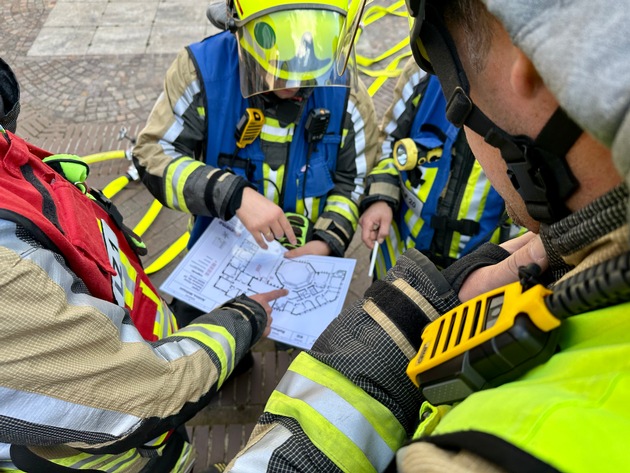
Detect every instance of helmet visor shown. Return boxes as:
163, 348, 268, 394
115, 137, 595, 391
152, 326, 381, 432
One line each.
236, 9, 351, 97
334, 0, 367, 75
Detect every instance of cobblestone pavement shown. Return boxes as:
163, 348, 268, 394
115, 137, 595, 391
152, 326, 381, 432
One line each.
2, 1, 410, 469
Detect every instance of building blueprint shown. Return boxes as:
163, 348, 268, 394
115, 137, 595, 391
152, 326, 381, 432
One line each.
160, 217, 356, 350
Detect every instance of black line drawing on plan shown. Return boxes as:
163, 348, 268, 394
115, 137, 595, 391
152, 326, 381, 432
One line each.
213, 238, 347, 315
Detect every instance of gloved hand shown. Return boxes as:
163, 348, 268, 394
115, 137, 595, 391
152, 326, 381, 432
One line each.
277, 212, 313, 250
310, 247, 455, 434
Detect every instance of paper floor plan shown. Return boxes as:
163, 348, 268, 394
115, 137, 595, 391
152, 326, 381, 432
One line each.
161, 217, 356, 349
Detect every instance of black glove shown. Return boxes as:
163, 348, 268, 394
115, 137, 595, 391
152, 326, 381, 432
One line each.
278, 212, 313, 250
363, 244, 511, 348
441, 242, 511, 293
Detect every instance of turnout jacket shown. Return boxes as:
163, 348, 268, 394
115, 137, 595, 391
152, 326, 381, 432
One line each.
362, 59, 523, 276
226, 183, 630, 472
133, 31, 378, 256
0, 130, 268, 472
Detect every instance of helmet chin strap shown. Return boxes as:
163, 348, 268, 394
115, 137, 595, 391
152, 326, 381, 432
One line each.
484, 108, 581, 223
419, 5, 582, 224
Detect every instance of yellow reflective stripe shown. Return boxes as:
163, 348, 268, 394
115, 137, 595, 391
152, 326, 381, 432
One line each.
323, 195, 359, 227
341, 128, 348, 149
52, 451, 92, 468
375, 156, 396, 170
490, 225, 502, 244
260, 118, 294, 144
119, 252, 137, 309
137, 279, 169, 340
197, 106, 205, 117
309, 196, 321, 221
267, 353, 405, 472
375, 251, 388, 280
370, 165, 399, 177
164, 157, 205, 212
93, 449, 140, 471
57, 448, 141, 471
101, 449, 137, 469
270, 390, 381, 472
143, 431, 170, 447
172, 441, 195, 473
465, 162, 487, 222
400, 166, 437, 246
514, 225, 528, 238
417, 167, 437, 202
296, 197, 320, 221
263, 163, 283, 205
490, 212, 527, 244
449, 162, 486, 257
376, 224, 403, 279
175, 325, 235, 386
406, 206, 424, 239
370, 155, 399, 177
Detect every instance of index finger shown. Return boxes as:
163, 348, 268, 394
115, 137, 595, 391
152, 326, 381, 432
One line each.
360, 217, 376, 248
499, 231, 535, 254
377, 220, 391, 243
259, 288, 289, 303
459, 235, 548, 301
279, 216, 297, 245
252, 231, 270, 250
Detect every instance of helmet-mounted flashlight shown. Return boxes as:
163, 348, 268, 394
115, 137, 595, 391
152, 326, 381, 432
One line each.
393, 138, 418, 171
393, 138, 442, 171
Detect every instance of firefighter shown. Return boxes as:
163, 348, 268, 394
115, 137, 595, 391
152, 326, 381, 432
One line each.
360, 58, 524, 277
132, 0, 378, 265
223, 0, 630, 471
0, 57, 286, 472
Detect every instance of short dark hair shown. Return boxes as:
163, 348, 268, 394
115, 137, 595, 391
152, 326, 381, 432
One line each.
443, 0, 495, 75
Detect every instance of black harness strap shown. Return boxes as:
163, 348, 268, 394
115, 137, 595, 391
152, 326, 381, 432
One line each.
421, 431, 560, 473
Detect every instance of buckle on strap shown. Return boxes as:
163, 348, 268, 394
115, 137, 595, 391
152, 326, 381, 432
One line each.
445, 87, 473, 128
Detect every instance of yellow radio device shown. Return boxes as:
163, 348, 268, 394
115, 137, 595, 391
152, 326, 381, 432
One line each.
407, 280, 562, 405
223, 108, 264, 180
235, 108, 264, 148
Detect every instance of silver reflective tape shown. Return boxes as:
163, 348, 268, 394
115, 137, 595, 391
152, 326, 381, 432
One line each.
276, 370, 394, 471
179, 325, 234, 373
154, 337, 203, 361
0, 385, 140, 437
230, 424, 292, 472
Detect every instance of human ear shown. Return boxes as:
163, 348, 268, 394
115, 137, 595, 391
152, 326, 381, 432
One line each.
510, 49, 543, 99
